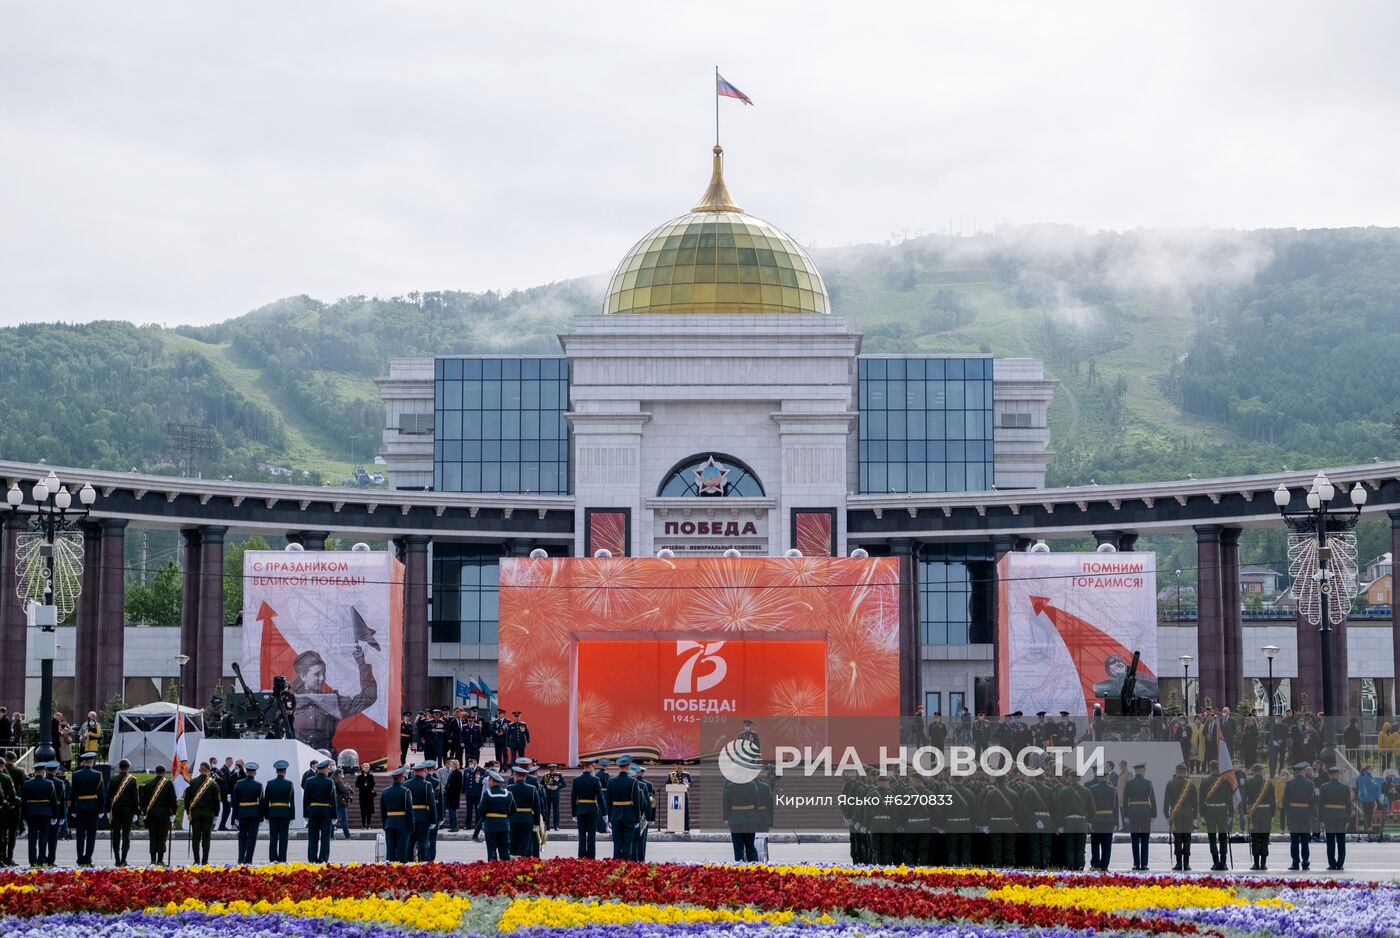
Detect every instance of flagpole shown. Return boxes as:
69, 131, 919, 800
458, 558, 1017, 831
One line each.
715, 65, 720, 147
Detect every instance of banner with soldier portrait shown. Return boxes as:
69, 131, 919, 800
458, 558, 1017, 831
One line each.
242, 550, 403, 763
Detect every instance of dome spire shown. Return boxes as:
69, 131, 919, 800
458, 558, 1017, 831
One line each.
692, 145, 742, 213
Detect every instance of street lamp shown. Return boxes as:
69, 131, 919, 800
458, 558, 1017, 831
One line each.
174, 654, 191, 709
1179, 654, 1194, 716
6, 474, 98, 764
1274, 474, 1365, 721
1261, 644, 1279, 717
1174, 568, 1183, 618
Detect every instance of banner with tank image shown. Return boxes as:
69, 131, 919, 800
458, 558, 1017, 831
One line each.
242, 549, 403, 763
997, 551, 1158, 717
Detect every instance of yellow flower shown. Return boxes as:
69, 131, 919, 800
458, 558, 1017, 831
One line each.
986, 883, 1290, 912
0, 884, 37, 894
161, 893, 471, 931
497, 897, 818, 932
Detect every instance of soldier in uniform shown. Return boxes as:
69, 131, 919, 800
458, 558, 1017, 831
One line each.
1283, 761, 1315, 871
1058, 772, 1091, 870
541, 764, 564, 830
0, 755, 17, 867
1242, 762, 1276, 870
1021, 773, 1054, 870
380, 766, 414, 862
606, 755, 644, 860
983, 773, 1018, 868
570, 759, 605, 858
507, 764, 540, 858
1055, 710, 1077, 748
461, 711, 484, 764
480, 769, 515, 860
141, 764, 177, 866
944, 774, 975, 867
633, 765, 656, 861
22, 761, 61, 867
1199, 761, 1234, 871
183, 761, 221, 865
233, 762, 265, 865
1122, 762, 1156, 870
107, 758, 140, 867
69, 751, 105, 866
289, 647, 377, 754
304, 758, 338, 863
723, 771, 769, 863
902, 772, 934, 866
738, 719, 761, 751
839, 769, 867, 864
263, 760, 296, 862
405, 761, 438, 861
421, 710, 446, 766
1320, 766, 1352, 870
506, 711, 531, 766
425, 760, 445, 860
399, 711, 416, 764
490, 711, 510, 765
1086, 770, 1118, 870
1164, 762, 1198, 871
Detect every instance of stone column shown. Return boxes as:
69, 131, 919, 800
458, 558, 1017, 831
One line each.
1295, 604, 1322, 715
96, 519, 128, 710
890, 539, 920, 715
1092, 530, 1124, 550
179, 529, 203, 707
195, 526, 227, 708
1194, 525, 1224, 711
403, 535, 431, 714
1117, 532, 1140, 552
989, 534, 1017, 717
73, 522, 104, 717
1219, 527, 1243, 709
0, 515, 27, 708
1391, 510, 1400, 716
288, 530, 330, 550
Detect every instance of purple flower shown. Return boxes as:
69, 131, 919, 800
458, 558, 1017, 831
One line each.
480, 925, 1104, 938
0, 911, 415, 938
1165, 884, 1400, 938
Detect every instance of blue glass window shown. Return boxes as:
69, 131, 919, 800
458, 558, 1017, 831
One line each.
858, 357, 994, 493
431, 546, 503, 644
918, 544, 994, 646
433, 357, 569, 493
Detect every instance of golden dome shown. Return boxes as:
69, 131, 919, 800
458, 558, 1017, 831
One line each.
603, 147, 831, 315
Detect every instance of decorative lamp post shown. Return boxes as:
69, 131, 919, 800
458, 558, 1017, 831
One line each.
1179, 654, 1194, 716
1262, 644, 1279, 717
174, 654, 191, 708
8, 473, 97, 764
1274, 474, 1365, 722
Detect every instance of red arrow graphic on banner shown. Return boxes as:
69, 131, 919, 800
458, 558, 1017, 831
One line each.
257, 600, 298, 688
1030, 595, 1156, 710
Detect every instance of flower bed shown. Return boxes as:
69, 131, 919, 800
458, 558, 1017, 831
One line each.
0, 859, 1396, 937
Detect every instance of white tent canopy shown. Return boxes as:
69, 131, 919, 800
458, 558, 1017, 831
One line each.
108, 701, 205, 772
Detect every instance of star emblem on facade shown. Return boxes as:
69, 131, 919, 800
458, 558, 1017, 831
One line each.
692, 455, 730, 496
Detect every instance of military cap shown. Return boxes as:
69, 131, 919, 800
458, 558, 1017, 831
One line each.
514, 756, 535, 766
292, 649, 326, 672
546, 763, 559, 768
273, 760, 289, 770
511, 764, 528, 774
1059, 710, 1070, 716
1328, 766, 1341, 774
79, 751, 97, 762
392, 766, 410, 778
486, 769, 505, 783
1293, 761, 1310, 771
616, 755, 633, 766
1132, 762, 1147, 769
1013, 711, 1023, 717
512, 710, 521, 716
318, 758, 334, 768
246, 762, 260, 772
599, 758, 613, 766
432, 707, 443, 713
1036, 711, 1047, 717
527, 765, 540, 774
415, 760, 435, 770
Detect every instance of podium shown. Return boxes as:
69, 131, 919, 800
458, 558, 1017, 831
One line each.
664, 783, 689, 833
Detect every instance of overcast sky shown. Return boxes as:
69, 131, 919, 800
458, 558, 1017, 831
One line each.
2, 2, 1397, 327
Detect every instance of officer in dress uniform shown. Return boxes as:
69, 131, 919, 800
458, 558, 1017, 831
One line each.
399, 712, 415, 764
183, 761, 221, 865
405, 761, 438, 861
480, 769, 515, 861
606, 755, 644, 860
263, 760, 296, 863
69, 751, 105, 866
1164, 762, 1198, 871
422, 710, 445, 766
1086, 770, 1118, 871
737, 719, 761, 752
723, 772, 768, 863
1058, 773, 1091, 870
1242, 762, 1276, 870
490, 711, 510, 765
506, 712, 531, 766
462, 711, 484, 764
1320, 766, 1352, 870
1283, 761, 1315, 871
426, 760, 445, 860
541, 764, 564, 830
571, 759, 605, 858
633, 765, 656, 861
233, 762, 265, 865
0, 756, 18, 867
1200, 760, 1234, 871
107, 758, 140, 867
142, 764, 177, 866
1056, 710, 1077, 748
1122, 762, 1156, 871
22, 762, 61, 867
304, 758, 338, 863
380, 766, 413, 862
982, 774, 1017, 868
507, 765, 540, 858
944, 774, 975, 867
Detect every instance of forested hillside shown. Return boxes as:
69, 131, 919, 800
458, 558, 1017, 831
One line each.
1, 226, 1396, 490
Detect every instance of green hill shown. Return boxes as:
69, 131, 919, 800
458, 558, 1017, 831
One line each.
1, 226, 1397, 490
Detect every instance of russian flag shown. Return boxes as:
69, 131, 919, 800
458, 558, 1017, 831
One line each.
717, 73, 753, 106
